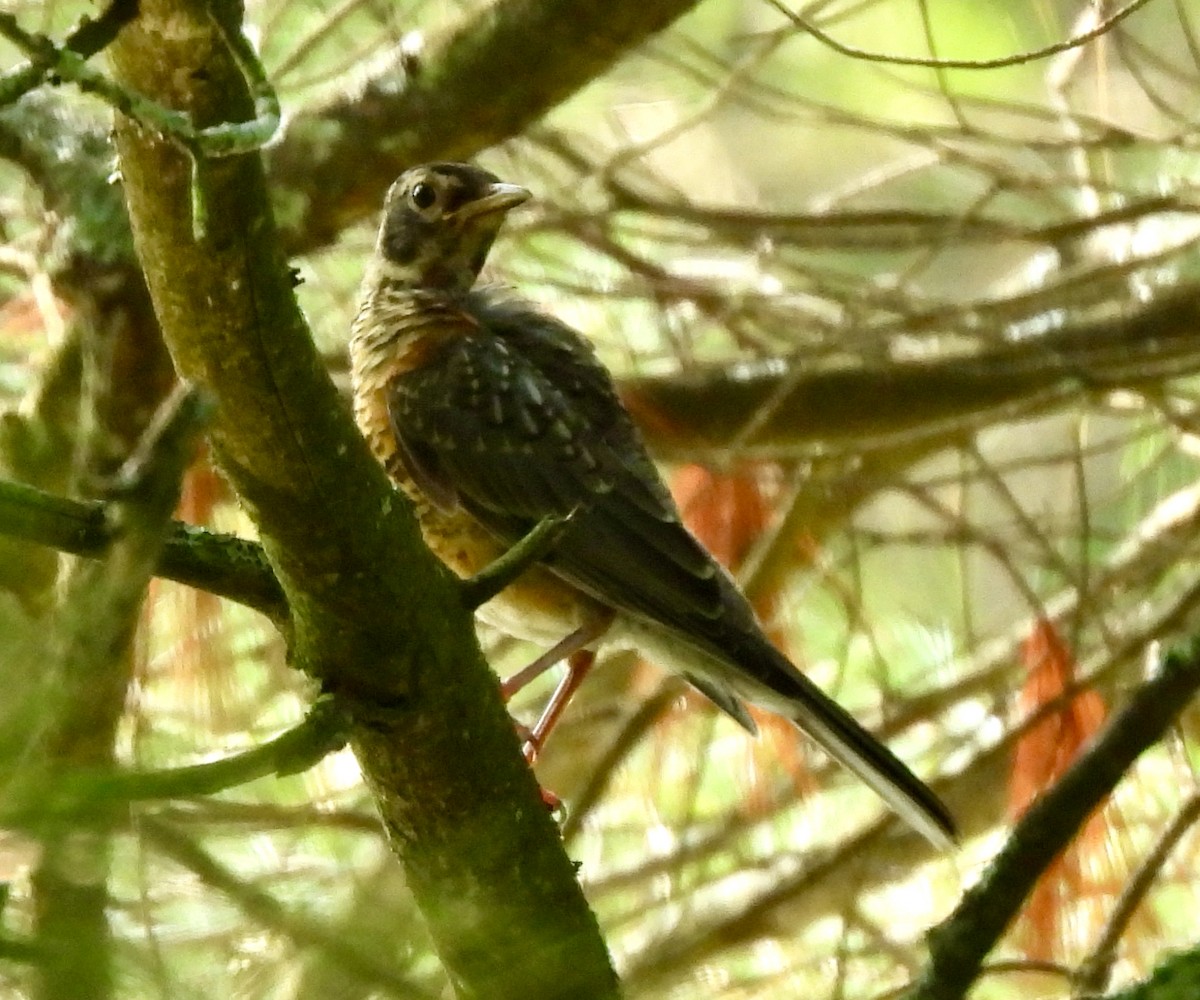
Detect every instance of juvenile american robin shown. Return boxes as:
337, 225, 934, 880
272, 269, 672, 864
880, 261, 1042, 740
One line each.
349, 162, 955, 847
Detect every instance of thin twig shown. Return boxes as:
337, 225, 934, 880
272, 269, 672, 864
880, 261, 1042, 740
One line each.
764, 0, 1155, 70
3, 698, 350, 826
1073, 791, 1200, 996
459, 510, 575, 610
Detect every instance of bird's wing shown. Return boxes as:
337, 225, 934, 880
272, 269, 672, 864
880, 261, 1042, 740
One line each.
385, 295, 745, 643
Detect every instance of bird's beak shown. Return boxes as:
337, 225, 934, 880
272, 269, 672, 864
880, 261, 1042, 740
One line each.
459, 182, 531, 221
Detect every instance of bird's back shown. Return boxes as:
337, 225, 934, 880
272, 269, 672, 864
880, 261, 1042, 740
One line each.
399, 292, 819, 707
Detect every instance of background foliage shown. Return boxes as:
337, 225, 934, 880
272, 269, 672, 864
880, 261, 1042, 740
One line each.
3, 0, 1200, 997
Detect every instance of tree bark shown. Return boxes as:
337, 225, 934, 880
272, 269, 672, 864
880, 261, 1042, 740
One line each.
107, 2, 619, 996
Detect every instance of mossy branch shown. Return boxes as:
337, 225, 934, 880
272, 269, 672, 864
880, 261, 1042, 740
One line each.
4, 698, 349, 827
0, 476, 287, 621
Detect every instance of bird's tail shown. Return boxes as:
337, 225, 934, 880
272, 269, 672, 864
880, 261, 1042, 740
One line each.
788, 683, 955, 848
738, 639, 956, 848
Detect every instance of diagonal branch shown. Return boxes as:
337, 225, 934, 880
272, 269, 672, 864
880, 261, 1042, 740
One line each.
143, 819, 438, 999
271, 0, 704, 253
911, 641, 1200, 1000
30, 383, 206, 1000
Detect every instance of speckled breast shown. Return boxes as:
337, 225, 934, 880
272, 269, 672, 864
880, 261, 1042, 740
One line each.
350, 344, 602, 648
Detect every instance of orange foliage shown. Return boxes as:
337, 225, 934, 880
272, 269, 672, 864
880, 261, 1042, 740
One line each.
176, 447, 227, 527
670, 463, 811, 812
673, 464, 772, 575
1010, 618, 1117, 962
139, 451, 238, 728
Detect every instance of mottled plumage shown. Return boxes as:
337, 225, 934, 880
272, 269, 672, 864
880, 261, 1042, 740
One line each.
349, 162, 955, 847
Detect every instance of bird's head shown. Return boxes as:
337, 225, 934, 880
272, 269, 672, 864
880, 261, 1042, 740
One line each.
371, 163, 530, 294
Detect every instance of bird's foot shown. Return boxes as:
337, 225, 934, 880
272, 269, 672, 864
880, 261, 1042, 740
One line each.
507, 718, 563, 812
540, 786, 564, 814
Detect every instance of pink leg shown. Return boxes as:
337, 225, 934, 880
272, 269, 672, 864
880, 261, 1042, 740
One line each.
500, 624, 596, 701
499, 612, 614, 766
523, 649, 597, 764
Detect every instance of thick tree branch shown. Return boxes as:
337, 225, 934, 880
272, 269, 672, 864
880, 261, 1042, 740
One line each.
107, 2, 617, 996
271, 0, 703, 254
621, 289, 1200, 460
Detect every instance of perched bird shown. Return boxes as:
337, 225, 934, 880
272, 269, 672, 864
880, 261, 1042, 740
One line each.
350, 162, 955, 847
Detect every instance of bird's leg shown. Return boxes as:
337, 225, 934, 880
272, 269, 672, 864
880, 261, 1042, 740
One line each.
511, 650, 595, 816
500, 611, 614, 764
499, 612, 610, 700
522, 649, 596, 764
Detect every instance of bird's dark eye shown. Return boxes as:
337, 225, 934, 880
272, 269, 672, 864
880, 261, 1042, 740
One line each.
410, 182, 438, 211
